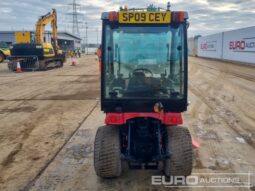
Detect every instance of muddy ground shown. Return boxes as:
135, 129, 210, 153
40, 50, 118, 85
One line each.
0, 56, 254, 191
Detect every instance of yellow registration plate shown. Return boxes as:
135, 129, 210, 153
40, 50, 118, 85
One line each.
119, 11, 171, 24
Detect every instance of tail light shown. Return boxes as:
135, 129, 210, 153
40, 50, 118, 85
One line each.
109, 11, 118, 22
172, 11, 186, 22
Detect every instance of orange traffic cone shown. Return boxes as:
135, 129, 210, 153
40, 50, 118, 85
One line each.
71, 57, 76, 66
16, 61, 22, 73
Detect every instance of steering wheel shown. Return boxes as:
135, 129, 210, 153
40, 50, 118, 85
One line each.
131, 68, 153, 77
113, 87, 124, 92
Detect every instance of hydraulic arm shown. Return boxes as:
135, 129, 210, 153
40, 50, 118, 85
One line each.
35, 9, 58, 55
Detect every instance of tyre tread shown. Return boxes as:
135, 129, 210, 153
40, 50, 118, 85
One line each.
94, 125, 121, 178
164, 126, 193, 176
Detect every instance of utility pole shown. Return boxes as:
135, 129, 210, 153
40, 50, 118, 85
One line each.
85, 22, 88, 54
82, 36, 86, 53
96, 28, 98, 47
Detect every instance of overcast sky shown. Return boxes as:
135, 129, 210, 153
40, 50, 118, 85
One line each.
0, 0, 255, 43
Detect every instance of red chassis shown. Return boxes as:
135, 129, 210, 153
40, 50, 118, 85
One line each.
105, 112, 200, 149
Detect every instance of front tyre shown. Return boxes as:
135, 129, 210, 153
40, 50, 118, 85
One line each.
94, 125, 122, 178
164, 126, 193, 176
0, 52, 5, 63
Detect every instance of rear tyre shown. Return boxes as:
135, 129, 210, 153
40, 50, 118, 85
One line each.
94, 125, 122, 178
164, 126, 193, 176
0, 52, 4, 63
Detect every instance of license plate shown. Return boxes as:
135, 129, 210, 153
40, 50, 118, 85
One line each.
119, 11, 171, 24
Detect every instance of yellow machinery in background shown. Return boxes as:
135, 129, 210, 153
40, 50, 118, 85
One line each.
35, 8, 60, 57
8, 9, 65, 71
15, 32, 32, 44
0, 41, 10, 63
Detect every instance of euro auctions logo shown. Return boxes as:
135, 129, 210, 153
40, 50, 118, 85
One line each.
200, 41, 216, 51
151, 173, 252, 188
229, 37, 255, 52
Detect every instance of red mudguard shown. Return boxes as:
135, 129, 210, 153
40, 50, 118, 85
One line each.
105, 112, 200, 149
105, 112, 183, 125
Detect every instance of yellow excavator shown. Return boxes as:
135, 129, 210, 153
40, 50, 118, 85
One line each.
0, 41, 10, 63
8, 9, 66, 71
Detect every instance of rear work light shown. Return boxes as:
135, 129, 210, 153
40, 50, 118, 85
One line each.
109, 11, 118, 22
172, 11, 187, 22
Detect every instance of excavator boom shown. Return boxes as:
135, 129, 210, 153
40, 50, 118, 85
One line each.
35, 9, 58, 54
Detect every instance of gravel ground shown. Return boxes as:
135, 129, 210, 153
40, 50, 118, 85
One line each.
0, 56, 254, 191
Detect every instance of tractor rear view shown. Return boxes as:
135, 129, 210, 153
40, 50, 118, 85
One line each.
94, 3, 198, 178
8, 9, 65, 71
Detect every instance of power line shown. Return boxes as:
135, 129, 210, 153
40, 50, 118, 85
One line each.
66, 0, 83, 37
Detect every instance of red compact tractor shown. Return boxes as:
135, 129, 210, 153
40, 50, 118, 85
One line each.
94, 2, 199, 178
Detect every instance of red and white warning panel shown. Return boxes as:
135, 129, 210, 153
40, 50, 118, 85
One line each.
223, 26, 255, 64
197, 33, 223, 59
197, 26, 255, 64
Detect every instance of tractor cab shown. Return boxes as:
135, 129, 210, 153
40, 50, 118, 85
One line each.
101, 5, 189, 113
94, 3, 195, 179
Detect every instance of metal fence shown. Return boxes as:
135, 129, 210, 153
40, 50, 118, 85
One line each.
8, 55, 39, 71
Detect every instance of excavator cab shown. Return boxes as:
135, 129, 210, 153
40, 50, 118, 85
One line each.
42, 43, 55, 57
94, 3, 196, 179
